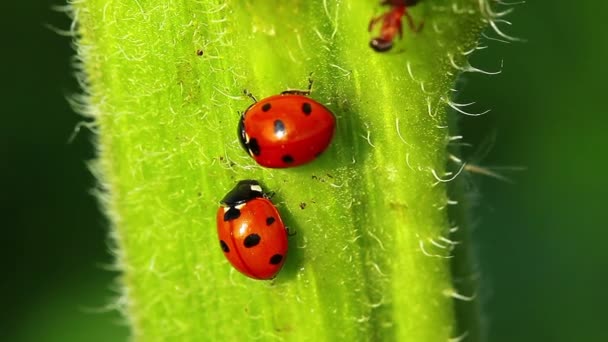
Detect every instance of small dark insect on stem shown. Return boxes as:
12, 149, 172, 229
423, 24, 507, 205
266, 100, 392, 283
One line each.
369, 0, 423, 52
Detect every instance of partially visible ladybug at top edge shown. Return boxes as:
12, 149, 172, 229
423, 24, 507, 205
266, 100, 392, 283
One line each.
369, 0, 424, 53
216, 180, 288, 280
238, 78, 336, 168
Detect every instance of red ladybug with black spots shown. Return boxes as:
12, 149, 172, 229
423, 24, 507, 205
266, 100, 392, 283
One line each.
216, 180, 288, 280
238, 80, 336, 168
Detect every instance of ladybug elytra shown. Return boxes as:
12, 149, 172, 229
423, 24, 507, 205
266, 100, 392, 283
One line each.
216, 180, 288, 280
238, 82, 336, 168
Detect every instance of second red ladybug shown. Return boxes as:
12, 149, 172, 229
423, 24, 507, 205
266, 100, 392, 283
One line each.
238, 83, 336, 168
216, 180, 288, 280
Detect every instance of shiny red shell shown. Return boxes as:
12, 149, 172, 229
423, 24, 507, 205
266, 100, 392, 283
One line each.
238, 94, 336, 168
216, 198, 288, 280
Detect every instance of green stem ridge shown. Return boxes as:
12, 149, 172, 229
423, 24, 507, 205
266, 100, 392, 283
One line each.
72, 0, 499, 340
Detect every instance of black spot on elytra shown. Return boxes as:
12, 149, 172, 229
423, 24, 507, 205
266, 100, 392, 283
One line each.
223, 207, 241, 221
274, 120, 286, 137
282, 155, 294, 164
269, 254, 283, 265
248, 138, 261, 156
302, 102, 312, 115
243, 234, 261, 248
220, 240, 230, 253
262, 103, 271, 112
266, 217, 275, 226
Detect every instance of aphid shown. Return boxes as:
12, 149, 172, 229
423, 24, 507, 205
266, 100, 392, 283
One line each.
238, 79, 336, 168
369, 0, 423, 52
216, 180, 288, 280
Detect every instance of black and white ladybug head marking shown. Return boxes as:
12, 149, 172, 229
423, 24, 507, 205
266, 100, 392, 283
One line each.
237, 114, 249, 152
220, 180, 264, 206
237, 115, 261, 157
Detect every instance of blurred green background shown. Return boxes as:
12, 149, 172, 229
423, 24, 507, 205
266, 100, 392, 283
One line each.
2, 1, 606, 341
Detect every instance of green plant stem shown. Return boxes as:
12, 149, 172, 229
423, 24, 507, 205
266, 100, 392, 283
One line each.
74, 0, 489, 340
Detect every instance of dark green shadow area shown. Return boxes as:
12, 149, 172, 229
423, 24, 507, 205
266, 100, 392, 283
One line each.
456, 2, 608, 341
0, 1, 128, 341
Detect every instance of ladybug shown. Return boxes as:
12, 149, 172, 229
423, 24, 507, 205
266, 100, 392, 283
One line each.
216, 180, 288, 280
238, 79, 336, 168
369, 0, 423, 52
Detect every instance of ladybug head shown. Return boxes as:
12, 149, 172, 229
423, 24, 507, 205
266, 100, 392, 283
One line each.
237, 114, 248, 153
220, 180, 264, 206
369, 38, 394, 52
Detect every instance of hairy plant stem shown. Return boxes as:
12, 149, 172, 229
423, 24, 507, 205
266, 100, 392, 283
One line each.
73, 0, 491, 340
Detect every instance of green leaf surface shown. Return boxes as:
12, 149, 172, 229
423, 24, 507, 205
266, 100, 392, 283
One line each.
73, 0, 492, 340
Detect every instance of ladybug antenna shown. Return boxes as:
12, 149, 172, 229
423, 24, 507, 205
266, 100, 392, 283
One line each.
243, 89, 258, 103
307, 75, 314, 93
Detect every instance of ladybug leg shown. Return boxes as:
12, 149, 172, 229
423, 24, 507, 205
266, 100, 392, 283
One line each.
368, 14, 382, 32
397, 16, 404, 39
403, 10, 422, 33
415, 20, 424, 33
285, 227, 297, 237
369, 11, 391, 33
243, 89, 258, 103
265, 191, 276, 200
